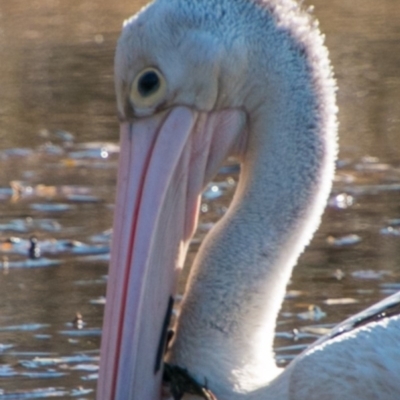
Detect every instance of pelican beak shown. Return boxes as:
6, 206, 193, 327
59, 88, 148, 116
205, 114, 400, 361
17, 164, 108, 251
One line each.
97, 106, 245, 400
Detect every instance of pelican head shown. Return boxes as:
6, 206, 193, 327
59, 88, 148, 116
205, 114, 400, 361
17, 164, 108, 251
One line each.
114, 1, 251, 117
97, 0, 337, 399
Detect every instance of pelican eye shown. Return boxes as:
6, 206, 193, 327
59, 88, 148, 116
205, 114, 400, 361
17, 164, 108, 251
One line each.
138, 71, 160, 97
130, 67, 167, 108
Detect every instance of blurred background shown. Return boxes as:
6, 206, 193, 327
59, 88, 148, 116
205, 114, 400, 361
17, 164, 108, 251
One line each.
0, 0, 399, 397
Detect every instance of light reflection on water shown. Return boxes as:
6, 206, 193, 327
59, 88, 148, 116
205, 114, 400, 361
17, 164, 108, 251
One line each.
0, 0, 400, 397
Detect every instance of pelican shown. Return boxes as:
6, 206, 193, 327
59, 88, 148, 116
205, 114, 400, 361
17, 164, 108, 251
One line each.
97, 0, 400, 399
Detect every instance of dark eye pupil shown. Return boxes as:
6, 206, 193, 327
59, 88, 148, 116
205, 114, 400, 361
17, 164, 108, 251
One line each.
138, 71, 160, 97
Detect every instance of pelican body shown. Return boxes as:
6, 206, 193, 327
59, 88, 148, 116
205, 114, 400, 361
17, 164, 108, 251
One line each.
97, 0, 400, 399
